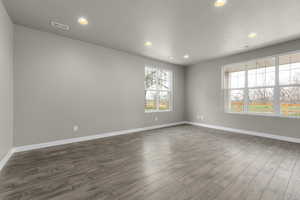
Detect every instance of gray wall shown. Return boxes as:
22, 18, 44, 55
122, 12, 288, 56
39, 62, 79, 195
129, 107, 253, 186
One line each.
12, 21, 300, 146
185, 39, 300, 139
0, 1, 13, 160
14, 25, 185, 146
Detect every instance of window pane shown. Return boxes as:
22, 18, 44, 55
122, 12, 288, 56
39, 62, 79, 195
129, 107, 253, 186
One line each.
279, 53, 300, 85
144, 66, 173, 112
247, 58, 275, 87
280, 87, 300, 116
159, 91, 170, 110
228, 71, 245, 89
145, 91, 157, 111
157, 69, 171, 90
145, 67, 157, 90
229, 90, 244, 112
248, 88, 274, 113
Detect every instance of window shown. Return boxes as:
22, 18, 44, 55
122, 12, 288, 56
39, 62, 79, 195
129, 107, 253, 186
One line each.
223, 52, 300, 117
279, 53, 300, 117
145, 66, 172, 112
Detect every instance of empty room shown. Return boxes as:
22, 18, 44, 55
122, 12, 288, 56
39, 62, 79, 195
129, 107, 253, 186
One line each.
1, 0, 300, 199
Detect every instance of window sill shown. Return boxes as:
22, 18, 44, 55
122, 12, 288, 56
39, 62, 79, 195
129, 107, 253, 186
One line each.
226, 111, 300, 119
145, 110, 172, 113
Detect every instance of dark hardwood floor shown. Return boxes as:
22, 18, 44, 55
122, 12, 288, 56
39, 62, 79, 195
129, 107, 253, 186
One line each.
1, 125, 300, 200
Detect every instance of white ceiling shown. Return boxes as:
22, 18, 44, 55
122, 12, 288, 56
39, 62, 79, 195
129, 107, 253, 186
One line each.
3, 0, 300, 65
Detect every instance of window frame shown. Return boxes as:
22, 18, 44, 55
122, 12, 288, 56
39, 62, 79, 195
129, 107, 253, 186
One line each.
223, 51, 300, 119
144, 66, 173, 113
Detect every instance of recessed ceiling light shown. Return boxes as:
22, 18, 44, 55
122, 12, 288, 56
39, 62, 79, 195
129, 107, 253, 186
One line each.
183, 54, 190, 59
214, 0, 226, 7
78, 17, 89, 25
144, 41, 153, 47
248, 32, 257, 38
169, 56, 174, 60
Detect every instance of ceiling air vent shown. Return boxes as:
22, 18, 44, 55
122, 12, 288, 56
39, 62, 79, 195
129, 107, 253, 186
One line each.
50, 21, 70, 31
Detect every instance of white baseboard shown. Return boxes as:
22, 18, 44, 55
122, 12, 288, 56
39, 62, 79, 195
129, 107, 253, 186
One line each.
187, 121, 300, 144
0, 149, 15, 172
4, 120, 299, 172
13, 121, 186, 153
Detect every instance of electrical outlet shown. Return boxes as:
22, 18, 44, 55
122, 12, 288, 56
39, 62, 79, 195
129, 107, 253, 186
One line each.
197, 114, 204, 121
200, 115, 204, 121
73, 125, 79, 132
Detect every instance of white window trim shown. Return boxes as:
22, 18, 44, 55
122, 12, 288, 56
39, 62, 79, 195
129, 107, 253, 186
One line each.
144, 66, 173, 113
223, 50, 300, 119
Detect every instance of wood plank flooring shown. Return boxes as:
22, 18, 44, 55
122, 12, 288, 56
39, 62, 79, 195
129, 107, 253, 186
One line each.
1, 125, 300, 200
